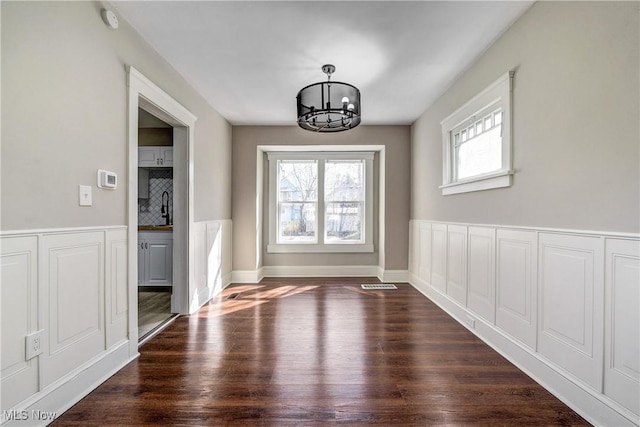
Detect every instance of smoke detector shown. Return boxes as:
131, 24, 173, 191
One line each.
101, 9, 119, 29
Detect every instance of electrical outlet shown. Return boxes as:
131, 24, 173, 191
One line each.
466, 315, 476, 329
25, 330, 44, 360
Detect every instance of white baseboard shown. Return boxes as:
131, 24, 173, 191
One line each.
378, 268, 410, 282
2, 342, 134, 427
409, 273, 638, 427
260, 265, 379, 278
231, 269, 264, 283
231, 266, 409, 283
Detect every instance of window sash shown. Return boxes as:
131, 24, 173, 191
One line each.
277, 201, 317, 244
324, 200, 364, 244
451, 104, 503, 181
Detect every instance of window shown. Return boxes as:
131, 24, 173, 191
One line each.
268, 152, 374, 253
441, 71, 514, 195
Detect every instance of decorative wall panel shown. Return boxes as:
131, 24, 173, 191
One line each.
538, 233, 603, 391
446, 225, 467, 305
430, 224, 447, 292
467, 227, 495, 323
1, 236, 39, 411
418, 222, 431, 283
106, 230, 128, 349
41, 232, 105, 387
495, 229, 537, 349
604, 238, 639, 416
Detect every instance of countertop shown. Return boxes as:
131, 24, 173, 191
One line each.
138, 225, 173, 231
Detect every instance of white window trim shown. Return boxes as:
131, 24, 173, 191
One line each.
267, 151, 374, 253
440, 71, 514, 195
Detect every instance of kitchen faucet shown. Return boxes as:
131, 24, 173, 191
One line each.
161, 191, 171, 225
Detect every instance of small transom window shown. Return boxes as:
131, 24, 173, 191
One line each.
441, 71, 514, 195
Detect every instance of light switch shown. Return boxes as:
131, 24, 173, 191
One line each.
79, 185, 92, 206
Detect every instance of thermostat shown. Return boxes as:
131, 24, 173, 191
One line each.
97, 170, 117, 189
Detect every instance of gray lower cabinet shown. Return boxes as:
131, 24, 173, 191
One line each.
138, 231, 173, 286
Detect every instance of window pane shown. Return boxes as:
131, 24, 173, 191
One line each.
325, 202, 362, 243
456, 125, 502, 180
279, 202, 316, 243
325, 160, 364, 201
278, 160, 317, 202
325, 160, 364, 244
494, 111, 502, 125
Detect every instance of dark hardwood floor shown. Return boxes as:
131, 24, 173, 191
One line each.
53, 278, 589, 426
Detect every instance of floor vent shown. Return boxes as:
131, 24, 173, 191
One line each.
361, 284, 397, 290
226, 293, 241, 300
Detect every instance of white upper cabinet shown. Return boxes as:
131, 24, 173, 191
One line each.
139, 146, 173, 167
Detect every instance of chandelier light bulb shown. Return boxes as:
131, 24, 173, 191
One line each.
347, 103, 355, 111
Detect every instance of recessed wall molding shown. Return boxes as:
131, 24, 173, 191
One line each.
408, 219, 639, 427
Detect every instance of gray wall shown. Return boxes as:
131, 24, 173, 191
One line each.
1, 1, 232, 230
232, 126, 411, 271
411, 1, 639, 233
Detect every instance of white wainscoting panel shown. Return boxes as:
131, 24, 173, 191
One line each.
418, 221, 431, 283
1, 236, 39, 412
467, 226, 496, 323
194, 222, 208, 292
446, 225, 467, 305
221, 221, 233, 286
206, 222, 222, 291
192, 220, 233, 312
538, 233, 604, 392
604, 238, 640, 417
495, 229, 538, 349
430, 223, 447, 292
409, 220, 639, 426
41, 232, 105, 388
105, 229, 128, 349
408, 221, 419, 276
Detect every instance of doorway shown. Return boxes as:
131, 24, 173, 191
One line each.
127, 67, 197, 353
137, 108, 176, 340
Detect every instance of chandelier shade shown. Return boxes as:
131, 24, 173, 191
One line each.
296, 65, 361, 132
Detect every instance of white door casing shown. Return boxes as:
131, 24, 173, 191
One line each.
127, 66, 196, 355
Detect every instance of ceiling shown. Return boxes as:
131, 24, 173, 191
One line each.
113, 1, 533, 127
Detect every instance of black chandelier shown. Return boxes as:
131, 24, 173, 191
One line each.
296, 64, 361, 132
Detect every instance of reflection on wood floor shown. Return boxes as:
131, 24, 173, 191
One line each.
54, 278, 588, 426
138, 290, 173, 339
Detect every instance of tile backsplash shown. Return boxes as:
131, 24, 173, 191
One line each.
139, 168, 173, 225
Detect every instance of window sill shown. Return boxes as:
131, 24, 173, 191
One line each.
267, 243, 374, 254
440, 170, 514, 195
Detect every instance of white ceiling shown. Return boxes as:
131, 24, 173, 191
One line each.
113, 1, 533, 126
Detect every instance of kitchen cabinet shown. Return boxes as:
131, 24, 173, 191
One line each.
139, 146, 173, 167
138, 168, 149, 199
138, 231, 173, 286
